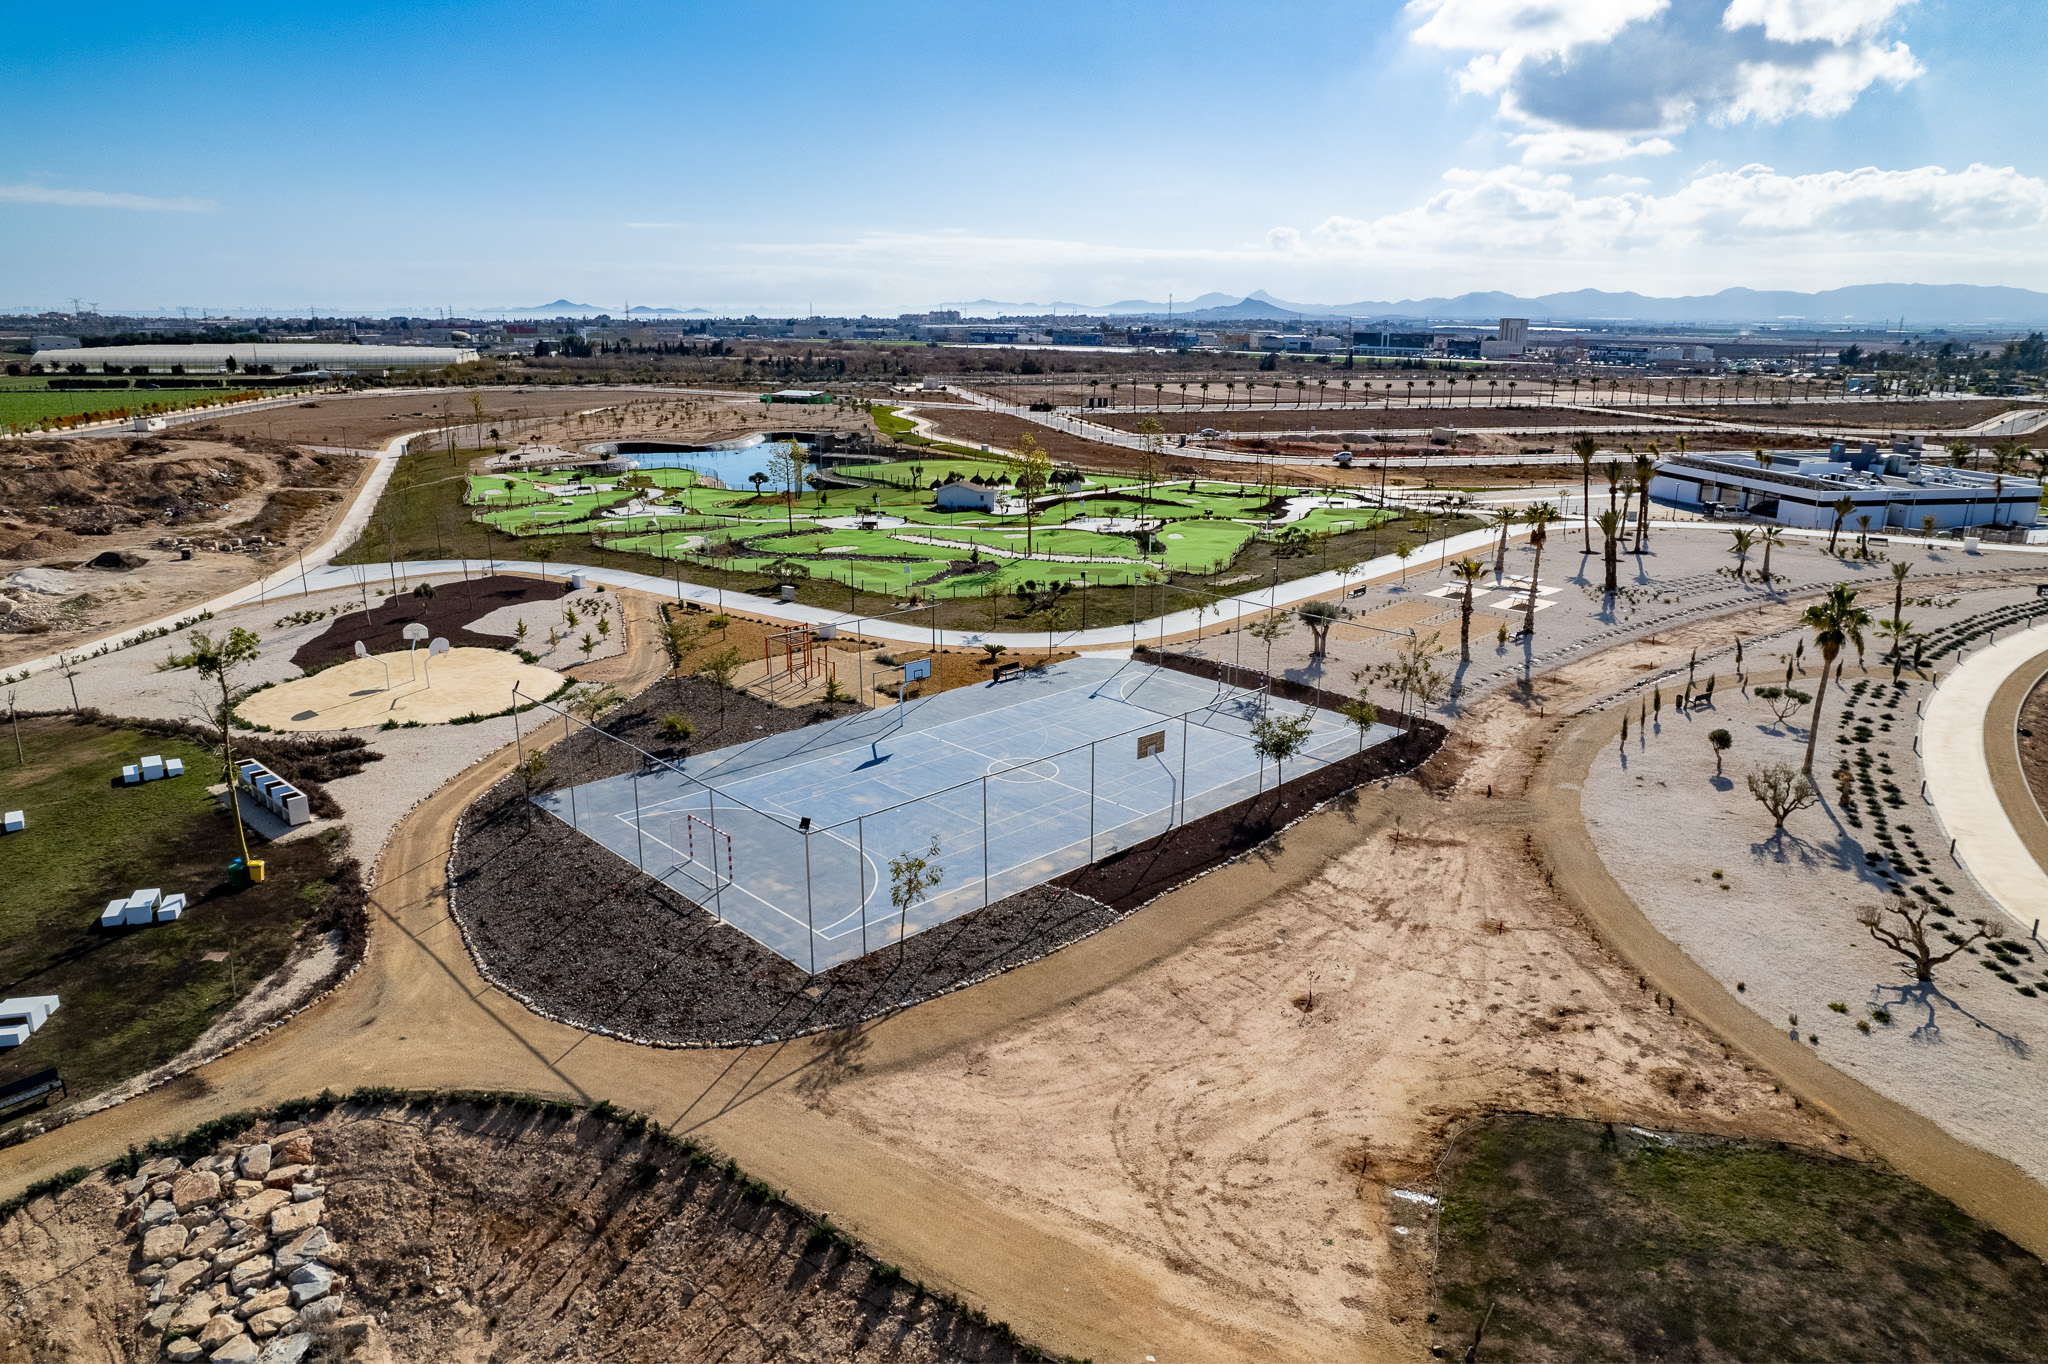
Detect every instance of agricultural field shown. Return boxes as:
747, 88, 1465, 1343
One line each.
0, 379, 268, 433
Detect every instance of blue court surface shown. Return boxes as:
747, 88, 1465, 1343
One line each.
532, 656, 1398, 972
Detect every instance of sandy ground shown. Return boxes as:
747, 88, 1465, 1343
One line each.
237, 646, 567, 730
1583, 672, 2048, 1186
7, 532, 2048, 1359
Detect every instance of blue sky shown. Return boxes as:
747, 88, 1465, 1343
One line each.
3, 0, 2044, 314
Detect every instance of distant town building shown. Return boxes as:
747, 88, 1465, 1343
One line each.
31, 335, 80, 352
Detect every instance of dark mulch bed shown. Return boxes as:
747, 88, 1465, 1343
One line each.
1054, 720, 1445, 911
450, 672, 1446, 1046
290, 574, 565, 671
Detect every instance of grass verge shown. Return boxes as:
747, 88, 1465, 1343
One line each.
1434, 1113, 2048, 1362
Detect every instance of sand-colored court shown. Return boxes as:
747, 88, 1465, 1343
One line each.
238, 646, 566, 731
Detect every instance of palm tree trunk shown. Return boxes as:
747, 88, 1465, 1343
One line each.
1761, 539, 1773, 582
1581, 463, 1592, 554
1800, 650, 1837, 774
1460, 586, 1473, 663
1524, 546, 1543, 636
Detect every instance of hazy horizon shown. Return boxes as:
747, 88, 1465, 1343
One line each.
5, 1, 2045, 318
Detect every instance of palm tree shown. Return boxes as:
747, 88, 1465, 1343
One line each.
1757, 526, 1784, 584
1826, 495, 1855, 554
1631, 448, 1656, 552
1571, 434, 1599, 553
1598, 509, 1622, 595
1489, 505, 1519, 580
1728, 527, 1755, 579
1798, 584, 1870, 774
1520, 503, 1557, 637
1531, 497, 1556, 634
1452, 557, 1484, 662
1877, 615, 1915, 680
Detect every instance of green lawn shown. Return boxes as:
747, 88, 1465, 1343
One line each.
1435, 1114, 2048, 1362
0, 716, 335, 1114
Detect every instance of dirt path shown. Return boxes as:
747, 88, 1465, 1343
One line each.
6, 570, 2048, 1359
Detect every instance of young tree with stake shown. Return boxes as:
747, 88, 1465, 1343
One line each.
163, 627, 262, 871
889, 836, 945, 969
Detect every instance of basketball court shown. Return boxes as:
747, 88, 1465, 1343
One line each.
531, 656, 1398, 972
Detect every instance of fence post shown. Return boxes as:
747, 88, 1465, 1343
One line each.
1088, 741, 1096, 862
983, 777, 991, 907
858, 816, 867, 956
804, 829, 816, 974
631, 768, 643, 871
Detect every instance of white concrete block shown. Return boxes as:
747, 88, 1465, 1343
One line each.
2, 811, 21, 833
122, 765, 141, 785
0, 1025, 28, 1049
281, 793, 309, 826
124, 889, 161, 926
156, 893, 188, 922
165, 758, 185, 778
0, 996, 59, 1031
141, 755, 165, 780
101, 899, 127, 929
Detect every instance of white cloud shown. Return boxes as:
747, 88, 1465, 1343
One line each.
0, 183, 213, 212
1510, 131, 1675, 165
1305, 162, 2048, 257
1405, 0, 1921, 162
1722, 0, 1912, 44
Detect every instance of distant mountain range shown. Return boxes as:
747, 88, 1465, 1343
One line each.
940, 284, 2048, 327
468, 284, 2048, 327
487, 300, 716, 317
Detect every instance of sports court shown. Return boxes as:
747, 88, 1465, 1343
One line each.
532, 656, 1397, 971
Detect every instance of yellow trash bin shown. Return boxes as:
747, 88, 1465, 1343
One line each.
247, 859, 266, 883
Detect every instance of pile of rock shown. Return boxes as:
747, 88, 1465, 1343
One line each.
121, 1126, 370, 1363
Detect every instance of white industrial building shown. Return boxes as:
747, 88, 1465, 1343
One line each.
29, 343, 478, 373
1650, 444, 2042, 533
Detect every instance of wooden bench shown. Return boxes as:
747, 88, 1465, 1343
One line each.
992, 661, 1024, 684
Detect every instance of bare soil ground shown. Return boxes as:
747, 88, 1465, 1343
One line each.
202, 387, 876, 459
9, 538, 2047, 1361
1089, 404, 1645, 433
1664, 397, 2017, 430
0, 433, 370, 668
2019, 673, 2048, 815
0, 1101, 1044, 1363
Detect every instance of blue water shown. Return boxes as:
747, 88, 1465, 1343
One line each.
619, 439, 807, 491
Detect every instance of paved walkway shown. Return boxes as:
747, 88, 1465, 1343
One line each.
1922, 629, 2048, 932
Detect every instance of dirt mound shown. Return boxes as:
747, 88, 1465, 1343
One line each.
0, 1100, 1044, 1363
289, 575, 567, 671
88, 550, 148, 570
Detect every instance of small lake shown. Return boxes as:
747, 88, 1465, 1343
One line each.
614, 437, 807, 491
